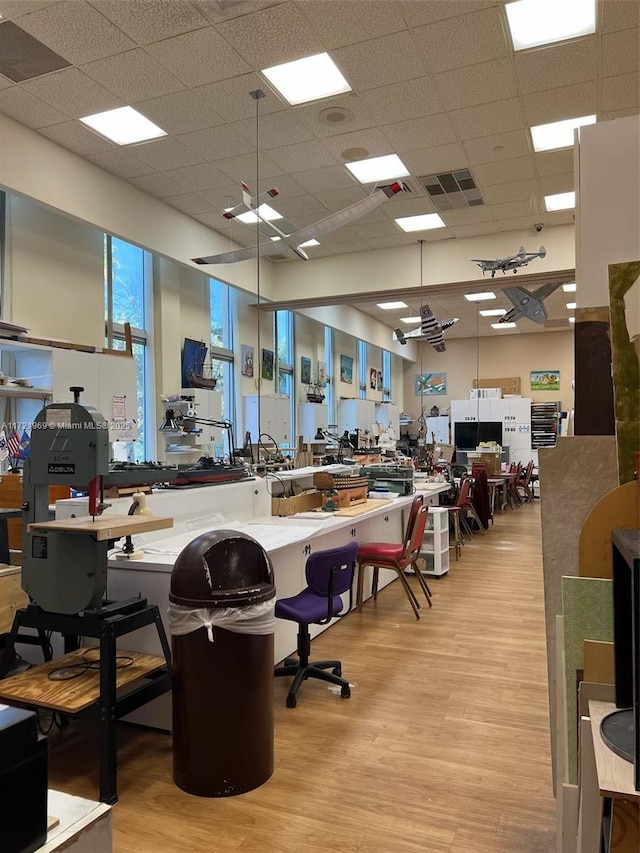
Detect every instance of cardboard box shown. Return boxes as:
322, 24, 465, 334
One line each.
271, 490, 323, 517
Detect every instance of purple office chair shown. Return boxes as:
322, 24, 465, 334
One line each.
274, 541, 358, 708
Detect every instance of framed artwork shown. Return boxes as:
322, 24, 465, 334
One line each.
317, 361, 327, 387
415, 372, 447, 395
530, 370, 560, 391
261, 348, 274, 381
340, 355, 353, 384
377, 370, 383, 392
241, 344, 254, 377
301, 356, 312, 385
369, 367, 377, 389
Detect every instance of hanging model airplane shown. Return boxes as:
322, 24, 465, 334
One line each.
470, 246, 546, 278
393, 304, 459, 352
500, 282, 561, 324
192, 181, 404, 265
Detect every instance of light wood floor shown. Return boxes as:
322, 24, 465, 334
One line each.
47, 500, 555, 852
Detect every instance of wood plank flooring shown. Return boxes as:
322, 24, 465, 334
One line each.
45, 500, 555, 852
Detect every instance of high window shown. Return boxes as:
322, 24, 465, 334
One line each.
382, 350, 392, 401
275, 310, 294, 446
209, 278, 235, 426
357, 340, 367, 399
324, 326, 335, 426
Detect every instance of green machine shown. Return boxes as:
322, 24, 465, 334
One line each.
359, 464, 414, 496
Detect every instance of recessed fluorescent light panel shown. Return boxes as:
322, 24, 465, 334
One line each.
530, 115, 596, 152
465, 292, 496, 302
261, 52, 351, 106
492, 322, 517, 329
569, 317, 576, 323
298, 239, 319, 247
563, 282, 577, 292
80, 106, 166, 145
236, 204, 282, 224
400, 316, 421, 323
377, 301, 408, 310
479, 308, 507, 317
395, 213, 445, 233
505, 0, 596, 51
346, 154, 409, 184
566, 302, 577, 310
545, 191, 575, 211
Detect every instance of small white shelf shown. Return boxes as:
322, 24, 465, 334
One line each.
419, 506, 450, 577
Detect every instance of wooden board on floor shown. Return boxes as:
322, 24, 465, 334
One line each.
579, 480, 640, 579
0, 648, 165, 713
27, 514, 173, 541
584, 639, 615, 685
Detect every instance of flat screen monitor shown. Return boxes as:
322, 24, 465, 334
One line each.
454, 421, 503, 449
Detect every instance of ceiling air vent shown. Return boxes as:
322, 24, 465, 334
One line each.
417, 169, 484, 212
0, 21, 71, 82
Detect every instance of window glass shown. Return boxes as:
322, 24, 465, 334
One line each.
111, 237, 145, 328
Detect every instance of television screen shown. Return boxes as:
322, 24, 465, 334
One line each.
454, 421, 503, 448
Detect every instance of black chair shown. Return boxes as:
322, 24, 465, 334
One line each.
274, 541, 358, 708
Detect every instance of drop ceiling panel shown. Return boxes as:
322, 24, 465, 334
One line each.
350, 219, 402, 239
473, 156, 536, 187
145, 27, 251, 88
0, 1, 58, 18
333, 32, 427, 91
398, 0, 495, 28
450, 98, 526, 140
312, 186, 369, 210
298, 0, 407, 49
601, 28, 640, 77
128, 172, 184, 198
204, 150, 283, 183
320, 126, 396, 161
39, 120, 114, 155
163, 162, 230, 192
128, 137, 205, 171
534, 149, 574, 177
231, 109, 315, 148
0, 85, 68, 127
601, 0, 640, 33
164, 193, 216, 215
21, 67, 122, 118
325, 238, 371, 255
449, 222, 505, 239
402, 143, 468, 176
481, 180, 538, 205
601, 73, 640, 113
177, 124, 256, 160
294, 94, 377, 138
267, 139, 338, 173
489, 199, 542, 221
88, 1, 210, 44
133, 91, 227, 135
191, 73, 285, 122
292, 165, 358, 194
521, 80, 599, 127
87, 148, 156, 178
82, 49, 186, 102
194, 0, 285, 25
382, 112, 458, 151
539, 172, 575, 195
17, 1, 136, 65
358, 76, 443, 124
439, 205, 495, 226
433, 58, 518, 111
413, 6, 508, 73
0, 74, 12, 90
463, 129, 532, 166
513, 38, 599, 95
495, 214, 545, 233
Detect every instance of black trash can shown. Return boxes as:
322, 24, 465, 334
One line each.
169, 529, 275, 797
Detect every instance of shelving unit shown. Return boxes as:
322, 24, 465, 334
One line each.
420, 506, 450, 577
160, 389, 222, 461
531, 401, 561, 450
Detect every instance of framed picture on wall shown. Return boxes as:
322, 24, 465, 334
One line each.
317, 361, 327, 387
241, 344, 254, 377
415, 372, 447, 395
340, 355, 353, 384
369, 367, 377, 389
530, 370, 560, 391
261, 348, 274, 381
377, 370, 383, 392
301, 356, 312, 385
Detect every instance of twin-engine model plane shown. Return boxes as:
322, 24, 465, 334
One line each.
394, 304, 458, 352
192, 180, 404, 265
500, 282, 561, 324
471, 246, 546, 277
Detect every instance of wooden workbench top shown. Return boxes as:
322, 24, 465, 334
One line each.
589, 699, 640, 801
27, 514, 173, 541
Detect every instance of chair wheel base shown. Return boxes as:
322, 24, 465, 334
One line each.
332, 665, 342, 677
341, 685, 351, 699
286, 693, 297, 708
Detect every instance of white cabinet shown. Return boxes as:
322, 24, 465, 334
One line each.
426, 415, 449, 443
338, 398, 375, 434
451, 397, 532, 460
420, 507, 450, 577
243, 394, 290, 447
297, 402, 329, 443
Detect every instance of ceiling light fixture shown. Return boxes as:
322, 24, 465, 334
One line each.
569, 317, 576, 323
562, 282, 577, 292
492, 322, 517, 329
261, 52, 351, 106
298, 239, 320, 248
505, 0, 596, 51
80, 106, 166, 145
236, 203, 282, 224
545, 191, 575, 211
346, 153, 409, 184
465, 292, 496, 302
479, 308, 507, 317
530, 115, 596, 152
400, 316, 421, 323
566, 302, 577, 310
395, 213, 446, 233
377, 301, 408, 310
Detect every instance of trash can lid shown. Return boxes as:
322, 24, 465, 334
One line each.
169, 529, 275, 609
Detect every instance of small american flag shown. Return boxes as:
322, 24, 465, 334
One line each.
7, 431, 21, 458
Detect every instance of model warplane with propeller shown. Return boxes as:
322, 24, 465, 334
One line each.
192, 180, 404, 265
393, 304, 458, 352
499, 282, 561, 324
471, 246, 546, 277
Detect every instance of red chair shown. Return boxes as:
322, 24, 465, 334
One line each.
516, 460, 535, 502
356, 505, 430, 620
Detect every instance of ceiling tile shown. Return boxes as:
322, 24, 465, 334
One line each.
399, 0, 495, 28
473, 155, 535, 186
313, 186, 368, 210
128, 137, 205, 170
17, 1, 136, 65
601, 28, 640, 77
82, 48, 185, 101
191, 73, 285, 122
369, 230, 449, 248
402, 142, 468, 175
601, 73, 640, 113
534, 149, 574, 177
292, 165, 357, 194
163, 162, 229, 192
231, 109, 314, 148
350, 218, 403, 239
382, 195, 440, 219
434, 58, 518, 111
463, 129, 532, 166
38, 120, 114, 155
413, 6, 508, 74
197, 183, 245, 209
320, 126, 396, 161
521, 80, 599, 127
322, 237, 371, 255
495, 213, 548, 234
194, 1, 286, 25
601, 106, 640, 121
382, 113, 457, 151
164, 193, 216, 215
546, 209, 575, 227
514, 38, 598, 95
489, 199, 543, 221
268, 139, 338, 173
0, 1, 58, 18
448, 221, 504, 239
87, 148, 156, 178
358, 76, 443, 125
128, 172, 184, 198
482, 180, 538, 205
333, 32, 427, 91
298, 0, 406, 49
0, 86, 67, 128
88, 1, 210, 44
539, 171, 574, 195
440, 205, 495, 225
208, 150, 282, 182
274, 194, 328, 220
216, 2, 322, 68
601, 0, 640, 33
0, 74, 12, 90
254, 172, 307, 198
294, 94, 377, 138
146, 27, 251, 88
22, 67, 122, 118
450, 98, 525, 140
177, 124, 256, 160
133, 90, 226, 135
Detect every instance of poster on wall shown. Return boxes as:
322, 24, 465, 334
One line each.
340, 355, 353, 384
369, 367, 377, 389
530, 370, 560, 391
301, 356, 312, 385
377, 370, 383, 392
317, 361, 327, 387
241, 345, 254, 377
415, 373, 447, 395
261, 348, 274, 381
